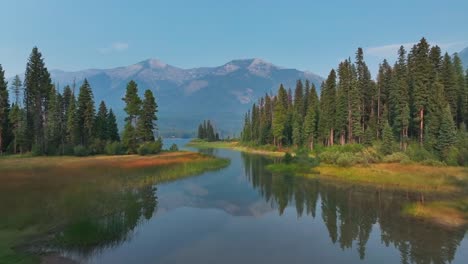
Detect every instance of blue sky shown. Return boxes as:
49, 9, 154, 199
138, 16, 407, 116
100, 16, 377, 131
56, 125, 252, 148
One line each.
1, 0, 467, 78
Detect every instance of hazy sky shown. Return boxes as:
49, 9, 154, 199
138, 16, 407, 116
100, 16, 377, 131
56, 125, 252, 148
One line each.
1, 0, 467, 78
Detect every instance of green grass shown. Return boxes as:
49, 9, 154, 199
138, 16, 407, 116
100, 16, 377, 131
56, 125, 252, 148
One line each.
315, 163, 467, 193
187, 139, 286, 156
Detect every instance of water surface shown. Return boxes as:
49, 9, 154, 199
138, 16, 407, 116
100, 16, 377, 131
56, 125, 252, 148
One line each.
5, 139, 468, 264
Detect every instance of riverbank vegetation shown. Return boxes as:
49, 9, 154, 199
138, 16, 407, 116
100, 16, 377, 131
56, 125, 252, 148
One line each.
0, 47, 165, 157
240, 38, 467, 167
0, 152, 229, 264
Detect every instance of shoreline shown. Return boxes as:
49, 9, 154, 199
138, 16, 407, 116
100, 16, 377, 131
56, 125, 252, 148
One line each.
187, 140, 468, 228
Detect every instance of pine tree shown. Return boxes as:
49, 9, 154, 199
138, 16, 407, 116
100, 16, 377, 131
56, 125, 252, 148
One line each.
76, 79, 95, 146
376, 60, 392, 138
137, 89, 158, 142
437, 105, 456, 160
355, 48, 373, 135
272, 84, 288, 147
408, 38, 431, 145
0, 64, 9, 154
107, 109, 120, 142
66, 93, 79, 147
11, 75, 22, 105
292, 80, 304, 146
381, 120, 394, 155
122, 80, 141, 151
303, 101, 316, 150
46, 85, 62, 154
95, 101, 109, 141
23, 47, 53, 154
440, 53, 457, 121
318, 70, 337, 146
453, 53, 466, 128
9, 104, 21, 153
392, 46, 410, 150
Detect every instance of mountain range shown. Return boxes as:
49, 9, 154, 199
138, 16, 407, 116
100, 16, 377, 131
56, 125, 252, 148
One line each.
48, 58, 323, 137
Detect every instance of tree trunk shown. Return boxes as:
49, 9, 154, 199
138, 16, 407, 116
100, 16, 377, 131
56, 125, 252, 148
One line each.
419, 108, 424, 146
329, 128, 334, 146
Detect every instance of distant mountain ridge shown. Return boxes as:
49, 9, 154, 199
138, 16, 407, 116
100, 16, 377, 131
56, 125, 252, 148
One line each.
47, 58, 323, 137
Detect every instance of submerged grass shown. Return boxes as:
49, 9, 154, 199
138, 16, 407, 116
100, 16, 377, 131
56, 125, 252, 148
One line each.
403, 199, 468, 228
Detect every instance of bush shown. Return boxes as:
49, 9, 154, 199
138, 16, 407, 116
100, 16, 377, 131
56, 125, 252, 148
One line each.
420, 159, 446, 167
283, 152, 293, 164
73, 145, 90, 157
169, 143, 179, 152
319, 151, 340, 164
336, 152, 358, 167
105, 142, 127, 155
406, 144, 437, 162
138, 138, 163, 156
383, 152, 409, 163
445, 147, 460, 166
90, 139, 106, 154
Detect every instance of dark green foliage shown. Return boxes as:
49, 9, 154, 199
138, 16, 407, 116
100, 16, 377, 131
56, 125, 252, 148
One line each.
283, 152, 293, 164
436, 106, 456, 160
0, 64, 10, 154
138, 137, 163, 156
137, 90, 158, 142
73, 145, 90, 157
105, 141, 127, 155
95, 101, 109, 141
169, 143, 179, 152
1, 47, 126, 156
381, 121, 394, 155
24, 47, 53, 154
197, 120, 219, 141
107, 109, 120, 142
76, 79, 95, 146
240, 38, 466, 165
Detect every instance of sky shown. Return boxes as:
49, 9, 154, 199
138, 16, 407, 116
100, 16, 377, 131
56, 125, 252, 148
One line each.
1, 0, 467, 78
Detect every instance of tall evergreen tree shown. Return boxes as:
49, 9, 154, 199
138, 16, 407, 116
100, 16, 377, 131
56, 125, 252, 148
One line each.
436, 105, 456, 160
392, 46, 410, 150
66, 92, 79, 146
107, 109, 120, 142
23, 47, 53, 153
137, 89, 158, 142
76, 79, 95, 146
11, 75, 22, 105
46, 85, 62, 154
440, 53, 457, 121
122, 81, 141, 152
272, 84, 288, 147
95, 101, 109, 141
318, 70, 337, 146
0, 64, 9, 154
408, 38, 431, 145
453, 53, 466, 128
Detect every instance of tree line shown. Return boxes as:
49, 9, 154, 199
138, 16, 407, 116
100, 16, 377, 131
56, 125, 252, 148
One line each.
197, 120, 220, 141
0, 47, 159, 156
241, 38, 467, 162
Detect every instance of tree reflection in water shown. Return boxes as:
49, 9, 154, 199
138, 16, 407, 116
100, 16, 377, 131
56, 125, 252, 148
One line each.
241, 152, 466, 264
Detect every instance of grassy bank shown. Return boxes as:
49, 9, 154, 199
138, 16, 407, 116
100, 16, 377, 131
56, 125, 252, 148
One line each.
186, 139, 286, 156
0, 152, 229, 264
315, 163, 467, 193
